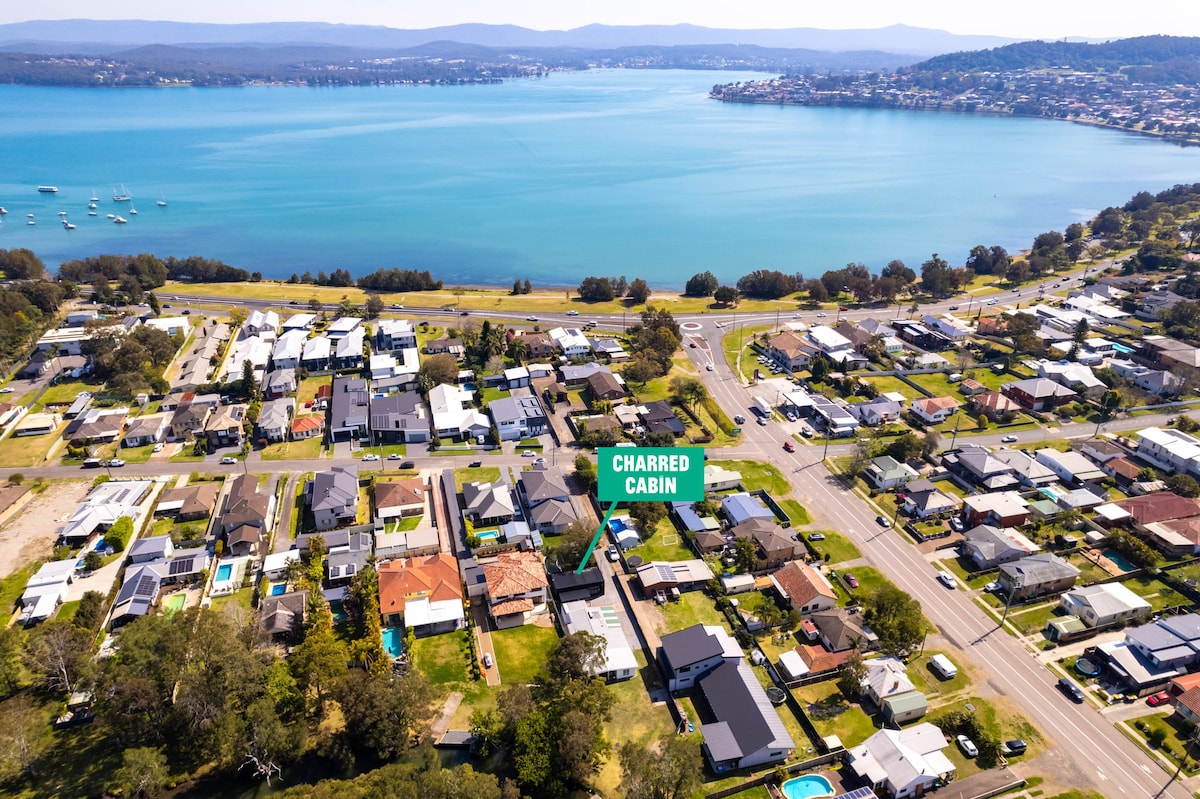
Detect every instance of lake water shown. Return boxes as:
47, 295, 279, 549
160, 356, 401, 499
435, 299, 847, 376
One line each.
3, 69, 1200, 288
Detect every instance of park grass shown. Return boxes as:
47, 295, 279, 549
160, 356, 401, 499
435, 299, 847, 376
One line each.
453, 466, 501, 490
720, 324, 772, 381
708, 459, 792, 495
261, 436, 323, 461
660, 590, 728, 635
791, 680, 878, 747
806, 531, 862, 565
491, 624, 559, 685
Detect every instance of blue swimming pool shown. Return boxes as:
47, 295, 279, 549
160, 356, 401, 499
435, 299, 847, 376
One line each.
780, 774, 835, 799
610, 518, 629, 533
1111, 342, 1134, 354
215, 563, 233, 581
382, 627, 404, 658
271, 583, 286, 596
1039, 487, 1061, 501
1103, 548, 1138, 572
476, 530, 500, 542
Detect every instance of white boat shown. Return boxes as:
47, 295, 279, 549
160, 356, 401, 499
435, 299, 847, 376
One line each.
156, 197, 167, 207
129, 206, 138, 215
88, 202, 97, 210
113, 185, 132, 202
27, 219, 35, 225
26, 213, 34, 218
90, 190, 99, 203
57, 211, 68, 216
113, 216, 127, 224
63, 222, 76, 230
87, 211, 97, 216
106, 213, 115, 219
0, 207, 7, 214
37, 185, 58, 193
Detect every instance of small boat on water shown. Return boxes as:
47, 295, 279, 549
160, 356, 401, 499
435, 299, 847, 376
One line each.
57, 211, 68, 216
88, 202, 97, 210
0, 207, 7, 215
156, 197, 167, 207
90, 190, 99, 203
106, 213, 115, 219
63, 222, 76, 230
87, 211, 97, 216
27, 219, 35, 225
26, 213, 34, 218
113, 184, 133, 202
37, 185, 58, 193
113, 216, 127, 224
129, 206, 138, 215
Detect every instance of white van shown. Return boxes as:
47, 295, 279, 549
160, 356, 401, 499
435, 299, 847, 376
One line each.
930, 654, 958, 680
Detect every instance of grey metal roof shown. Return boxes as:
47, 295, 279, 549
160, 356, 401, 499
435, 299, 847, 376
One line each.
661, 624, 724, 670
697, 660, 794, 761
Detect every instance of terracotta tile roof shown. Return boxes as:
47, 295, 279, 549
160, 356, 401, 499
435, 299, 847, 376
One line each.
491, 597, 535, 616
914, 396, 959, 414
1171, 673, 1200, 694
1107, 457, 1142, 481
377, 554, 462, 614
1116, 492, 1200, 525
483, 550, 548, 597
375, 478, 425, 510
972, 390, 1020, 413
796, 644, 849, 673
772, 561, 835, 608
1177, 686, 1200, 718
291, 415, 323, 434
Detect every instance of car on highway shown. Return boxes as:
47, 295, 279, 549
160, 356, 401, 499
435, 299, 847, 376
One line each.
1147, 691, 1171, 707
387, 453, 402, 460
875, 514, 889, 527
948, 305, 959, 310
460, 310, 470, 316
986, 299, 997, 305
843, 573, 859, 589
567, 309, 579, 316
532, 457, 546, 466
757, 416, 768, 426
1001, 434, 1019, 443
220, 456, 237, 465
956, 735, 978, 758
838, 306, 849, 311
783, 440, 794, 452
105, 458, 126, 468
815, 312, 827, 318
808, 533, 826, 541
522, 450, 536, 457
1057, 677, 1085, 703
1002, 739, 1027, 756
526, 315, 538, 321
706, 363, 714, 371
936, 570, 957, 589
362, 454, 380, 461
733, 415, 746, 424
400, 461, 415, 469
392, 304, 404, 309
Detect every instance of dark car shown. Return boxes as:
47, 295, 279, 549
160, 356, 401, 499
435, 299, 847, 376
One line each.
400, 460, 415, 470
1002, 739, 1027, 756
875, 514, 890, 527
469, 460, 482, 468
1057, 678, 1085, 703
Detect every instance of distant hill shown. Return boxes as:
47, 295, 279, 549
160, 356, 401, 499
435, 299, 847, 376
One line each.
0, 19, 1020, 57
913, 34, 1200, 73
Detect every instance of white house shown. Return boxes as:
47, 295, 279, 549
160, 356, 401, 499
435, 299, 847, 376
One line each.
428, 383, 490, 441
847, 724, 956, 799
911, 396, 959, 424
144, 316, 191, 337
326, 316, 363, 340
1136, 427, 1200, 476
548, 327, 592, 358
1060, 583, 1152, 628
271, 329, 309, 370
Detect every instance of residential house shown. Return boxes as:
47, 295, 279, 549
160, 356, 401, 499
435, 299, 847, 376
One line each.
770, 561, 837, 616
291, 415, 323, 440
560, 601, 638, 681
548, 327, 591, 358
550, 569, 604, 603
128, 534, 173, 565
1002, 378, 1077, 411
301, 335, 332, 371
1035, 448, 1105, 484
969, 389, 1021, 421
910, 396, 959, 425
989, 449, 1058, 487
892, 319, 953, 350
1035, 359, 1106, 398
962, 525, 1040, 569
242, 310, 280, 337
721, 492, 775, 526
482, 550, 548, 628
765, 330, 817, 370
865, 455, 919, 490
375, 319, 417, 353
333, 328, 365, 370
1060, 583, 1152, 628
424, 337, 465, 358
155, 482, 219, 522
808, 607, 879, 652
281, 313, 316, 332
847, 724, 955, 799
1136, 427, 1200, 476
219, 474, 272, 558
60, 480, 153, 544
264, 368, 297, 400
898, 479, 958, 519
947, 450, 1020, 492
559, 362, 609, 388
463, 481, 515, 526
203, 404, 246, 451
850, 397, 904, 428
658, 623, 743, 691
109, 563, 166, 628
585, 370, 625, 402
67, 407, 128, 446
428, 383, 489, 441
591, 339, 628, 361
378, 554, 465, 635
863, 657, 928, 724
695, 660, 795, 772
329, 377, 369, 442
271, 329, 308, 370
375, 478, 426, 520
522, 469, 578, 534
12, 412, 59, 438
489, 394, 548, 441
308, 466, 360, 531
326, 533, 372, 585
18, 560, 75, 625
369, 393, 431, 444
517, 331, 556, 360
635, 559, 714, 595
259, 590, 309, 641
257, 398, 295, 443
374, 527, 440, 559
961, 491, 1029, 528
731, 518, 801, 570
1097, 614, 1200, 696
998, 553, 1080, 602
637, 400, 685, 437
504, 366, 530, 389
704, 464, 742, 492
1107, 359, 1183, 396
326, 316, 362, 340
122, 413, 167, 448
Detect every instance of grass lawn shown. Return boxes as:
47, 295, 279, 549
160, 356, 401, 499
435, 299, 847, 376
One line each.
778, 499, 812, 526
904, 372, 962, 399
708, 459, 793, 495
930, 695, 1041, 774
792, 680, 878, 747
0, 430, 60, 467
807, 531, 862, 565
480, 386, 508, 404
55, 598, 80, 623
296, 376, 330, 407
720, 324, 771, 381
1124, 712, 1200, 775
32, 378, 104, 409
593, 652, 677, 796
454, 466, 501, 489
261, 436, 323, 461
210, 587, 254, 615
118, 443, 156, 464
660, 590, 728, 634
491, 624, 559, 685
169, 446, 207, 463
1007, 601, 1065, 636
835, 566, 892, 602
412, 629, 474, 686
1121, 575, 1185, 610
861, 375, 918, 399
633, 518, 696, 562
904, 650, 971, 701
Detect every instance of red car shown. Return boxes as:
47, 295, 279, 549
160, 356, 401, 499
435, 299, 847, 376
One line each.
1147, 691, 1171, 707
844, 573, 859, 589
783, 440, 795, 452
838, 306, 849, 311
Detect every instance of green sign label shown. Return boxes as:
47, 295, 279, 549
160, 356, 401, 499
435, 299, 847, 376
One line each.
597, 447, 704, 502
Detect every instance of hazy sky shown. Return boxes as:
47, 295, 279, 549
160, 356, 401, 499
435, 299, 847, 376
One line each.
2, 1, 1196, 40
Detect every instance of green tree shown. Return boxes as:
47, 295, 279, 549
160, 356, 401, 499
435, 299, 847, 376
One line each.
364, 293, 385, 319
24, 620, 94, 694
1100, 389, 1122, 417
417, 352, 459, 393
0, 629, 22, 699
618, 734, 703, 799
713, 285, 739, 306
0, 695, 48, 780
104, 515, 135, 551
334, 669, 432, 766
836, 649, 868, 698
668, 375, 708, 411
733, 537, 757, 573
627, 278, 651, 304
1167, 473, 1200, 498
684, 271, 718, 297
864, 584, 931, 656
112, 747, 169, 799
73, 590, 107, 632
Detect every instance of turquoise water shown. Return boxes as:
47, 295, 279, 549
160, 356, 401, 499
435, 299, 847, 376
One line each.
215, 562, 232, 581
1103, 548, 1138, 572
1112, 343, 1134, 354
382, 627, 404, 658
780, 774, 835, 799
4, 70, 1200, 286
476, 529, 500, 542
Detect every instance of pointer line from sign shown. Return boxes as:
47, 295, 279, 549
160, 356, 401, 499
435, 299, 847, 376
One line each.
576, 499, 620, 575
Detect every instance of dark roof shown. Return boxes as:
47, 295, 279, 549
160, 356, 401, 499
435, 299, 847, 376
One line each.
661, 624, 723, 670
695, 660, 789, 761
550, 568, 604, 595
330, 376, 369, 430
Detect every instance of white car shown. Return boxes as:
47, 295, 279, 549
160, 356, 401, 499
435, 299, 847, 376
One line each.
152, 442, 164, 453
0, 387, 12, 394
815, 312, 827, 317
936, 571, 957, 589
706, 363, 714, 371
1001, 435, 1018, 443
566, 310, 579, 316
522, 450, 536, 457
526, 315, 539, 321
220, 456, 237, 465
956, 735, 978, 758
362, 453, 380, 461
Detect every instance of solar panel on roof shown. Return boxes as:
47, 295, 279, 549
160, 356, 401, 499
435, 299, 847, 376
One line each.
168, 558, 192, 576
135, 574, 159, 597
655, 564, 674, 580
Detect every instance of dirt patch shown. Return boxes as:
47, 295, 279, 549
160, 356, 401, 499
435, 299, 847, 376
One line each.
0, 480, 93, 578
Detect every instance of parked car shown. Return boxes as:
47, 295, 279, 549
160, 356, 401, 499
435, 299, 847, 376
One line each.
1002, 739, 1027, 756
362, 453, 380, 461
984, 581, 1002, 593
482, 652, 493, 668
522, 450, 536, 457
1057, 677, 1085, 703
82, 458, 102, 469
1147, 691, 1171, 707
152, 442, 164, 453
838, 306, 849, 311
783, 440, 795, 452
606, 546, 620, 562
105, 458, 126, 468
387, 453, 402, 460
0, 387, 12, 393
936, 570, 957, 589
220, 456, 237, 465
808, 533, 826, 541
956, 735, 978, 758
843, 573, 859, 589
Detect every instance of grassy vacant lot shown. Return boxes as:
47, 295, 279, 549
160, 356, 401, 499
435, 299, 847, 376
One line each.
778, 499, 812, 526
709, 459, 793, 495
491, 624, 559, 685
0, 430, 60, 467
633, 517, 695, 562
835, 566, 891, 603
453, 466, 501, 489
805, 531, 862, 565
660, 590, 728, 634
792, 680, 878, 747
32, 378, 104, 409
593, 652, 677, 796
720, 324, 771, 382
261, 436, 323, 461
905, 650, 970, 701
412, 629, 474, 686
296, 376, 330, 408
861, 374, 917, 399
931, 695, 1040, 778
1125, 712, 1200, 775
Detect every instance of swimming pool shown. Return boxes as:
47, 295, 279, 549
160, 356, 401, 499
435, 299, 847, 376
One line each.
271, 583, 286, 596
215, 563, 233, 581
476, 530, 500, 543
1102, 548, 1138, 572
165, 593, 186, 613
1038, 487, 1061, 501
780, 774, 835, 799
1111, 342, 1134, 354
610, 517, 630, 533
382, 627, 404, 658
